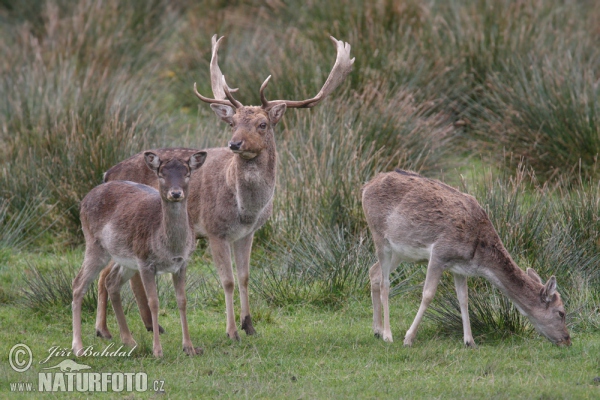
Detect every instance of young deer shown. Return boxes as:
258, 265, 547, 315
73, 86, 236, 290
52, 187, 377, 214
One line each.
93, 35, 355, 341
362, 170, 571, 347
72, 151, 207, 357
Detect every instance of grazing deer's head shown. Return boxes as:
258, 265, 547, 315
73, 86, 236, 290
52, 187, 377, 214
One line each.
193, 35, 354, 160
143, 151, 207, 202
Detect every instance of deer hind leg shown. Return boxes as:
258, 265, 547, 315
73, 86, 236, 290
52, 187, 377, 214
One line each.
105, 264, 137, 348
73, 244, 110, 356
233, 234, 256, 335
368, 261, 383, 338
95, 263, 113, 339
138, 268, 162, 358
453, 273, 475, 347
129, 272, 165, 334
210, 237, 239, 340
378, 246, 401, 343
172, 266, 202, 356
403, 255, 444, 347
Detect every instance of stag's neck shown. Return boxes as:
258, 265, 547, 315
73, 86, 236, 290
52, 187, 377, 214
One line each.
227, 147, 277, 217
476, 241, 540, 316
159, 200, 191, 256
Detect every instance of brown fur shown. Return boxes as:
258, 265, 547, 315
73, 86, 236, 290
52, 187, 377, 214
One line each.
362, 170, 571, 346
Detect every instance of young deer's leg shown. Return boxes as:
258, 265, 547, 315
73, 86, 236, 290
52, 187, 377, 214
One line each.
209, 237, 239, 340
379, 245, 401, 343
105, 265, 137, 348
73, 244, 110, 356
172, 266, 202, 356
138, 268, 163, 357
130, 271, 164, 334
453, 273, 475, 347
233, 234, 255, 335
404, 256, 444, 347
368, 261, 383, 338
95, 264, 113, 339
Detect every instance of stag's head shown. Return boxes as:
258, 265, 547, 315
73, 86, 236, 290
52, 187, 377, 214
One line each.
193, 35, 354, 160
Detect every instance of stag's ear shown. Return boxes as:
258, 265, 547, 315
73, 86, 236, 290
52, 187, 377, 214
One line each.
527, 268, 542, 284
189, 151, 207, 171
210, 104, 235, 125
144, 152, 161, 172
268, 103, 287, 126
542, 276, 558, 303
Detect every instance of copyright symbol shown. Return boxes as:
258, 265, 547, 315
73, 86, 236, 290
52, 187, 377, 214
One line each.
9, 344, 32, 372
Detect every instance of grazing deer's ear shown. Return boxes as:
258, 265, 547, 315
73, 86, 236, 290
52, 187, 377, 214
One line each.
542, 276, 558, 302
189, 151, 207, 171
144, 152, 161, 172
210, 104, 235, 125
268, 103, 287, 125
527, 268, 542, 284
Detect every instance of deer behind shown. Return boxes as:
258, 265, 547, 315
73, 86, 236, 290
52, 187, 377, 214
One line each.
362, 170, 571, 347
94, 34, 354, 341
72, 151, 206, 357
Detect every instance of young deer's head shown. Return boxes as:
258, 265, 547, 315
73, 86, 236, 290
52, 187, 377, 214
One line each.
144, 151, 207, 201
525, 268, 571, 346
193, 35, 354, 160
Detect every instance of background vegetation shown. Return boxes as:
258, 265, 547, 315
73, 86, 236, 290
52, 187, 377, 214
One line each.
1, 0, 599, 397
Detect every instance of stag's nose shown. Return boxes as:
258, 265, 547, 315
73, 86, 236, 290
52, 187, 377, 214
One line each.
229, 140, 243, 151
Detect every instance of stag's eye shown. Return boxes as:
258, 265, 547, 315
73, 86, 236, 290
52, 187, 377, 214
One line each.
259, 122, 267, 129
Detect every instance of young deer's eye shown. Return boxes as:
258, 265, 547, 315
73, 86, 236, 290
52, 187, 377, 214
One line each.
558, 311, 565, 319
259, 122, 267, 129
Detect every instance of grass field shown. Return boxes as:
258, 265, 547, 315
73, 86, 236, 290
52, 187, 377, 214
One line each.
1, 0, 599, 398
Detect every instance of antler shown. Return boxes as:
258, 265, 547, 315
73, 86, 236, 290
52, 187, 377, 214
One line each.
260, 36, 355, 109
193, 35, 243, 108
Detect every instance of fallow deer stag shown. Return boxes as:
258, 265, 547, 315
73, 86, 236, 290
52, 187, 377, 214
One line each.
73, 151, 207, 358
94, 34, 354, 341
362, 170, 571, 347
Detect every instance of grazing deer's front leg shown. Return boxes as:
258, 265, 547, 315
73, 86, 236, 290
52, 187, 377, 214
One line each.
234, 234, 256, 335
138, 268, 163, 358
453, 273, 475, 347
210, 237, 239, 340
404, 256, 445, 347
369, 261, 383, 338
105, 265, 138, 348
172, 267, 201, 356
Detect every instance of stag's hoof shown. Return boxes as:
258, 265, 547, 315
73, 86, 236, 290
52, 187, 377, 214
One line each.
241, 316, 256, 335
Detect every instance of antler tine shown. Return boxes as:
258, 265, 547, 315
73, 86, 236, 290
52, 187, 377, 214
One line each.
259, 75, 272, 108
261, 36, 355, 109
193, 82, 234, 106
222, 76, 242, 109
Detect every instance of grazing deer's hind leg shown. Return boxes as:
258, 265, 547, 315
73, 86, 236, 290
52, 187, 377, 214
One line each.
453, 273, 475, 347
210, 237, 239, 340
404, 255, 444, 347
95, 264, 113, 339
379, 246, 401, 343
369, 261, 383, 338
105, 265, 137, 348
234, 234, 256, 335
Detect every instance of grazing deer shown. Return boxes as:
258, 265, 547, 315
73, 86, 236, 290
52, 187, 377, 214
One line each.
72, 151, 207, 357
362, 170, 571, 347
93, 35, 355, 341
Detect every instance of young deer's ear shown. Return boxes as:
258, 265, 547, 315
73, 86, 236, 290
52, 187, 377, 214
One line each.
268, 103, 287, 126
144, 152, 161, 172
527, 268, 542, 284
542, 276, 558, 303
210, 104, 235, 125
189, 151, 207, 171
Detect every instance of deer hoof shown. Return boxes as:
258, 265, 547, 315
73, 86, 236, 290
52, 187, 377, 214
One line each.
146, 324, 165, 334
241, 316, 256, 335
227, 331, 241, 341
95, 328, 112, 339
184, 346, 203, 356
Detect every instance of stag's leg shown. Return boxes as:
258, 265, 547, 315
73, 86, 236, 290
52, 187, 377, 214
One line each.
95, 264, 113, 339
369, 261, 383, 338
138, 268, 163, 357
209, 237, 239, 340
233, 234, 256, 335
73, 244, 110, 356
378, 245, 401, 343
404, 255, 445, 347
105, 265, 137, 348
453, 273, 475, 347
172, 266, 202, 356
